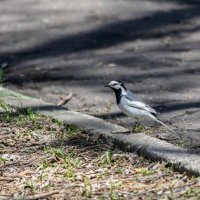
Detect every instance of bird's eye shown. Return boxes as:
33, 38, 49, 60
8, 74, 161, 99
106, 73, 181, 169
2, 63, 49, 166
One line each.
113, 83, 118, 86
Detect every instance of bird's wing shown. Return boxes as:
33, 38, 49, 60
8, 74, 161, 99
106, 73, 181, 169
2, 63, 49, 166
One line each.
125, 90, 142, 102
124, 96, 158, 115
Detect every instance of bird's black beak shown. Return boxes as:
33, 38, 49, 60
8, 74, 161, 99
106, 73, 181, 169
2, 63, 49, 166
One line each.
104, 85, 109, 87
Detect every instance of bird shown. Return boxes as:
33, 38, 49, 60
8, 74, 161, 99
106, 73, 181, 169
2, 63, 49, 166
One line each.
105, 80, 177, 135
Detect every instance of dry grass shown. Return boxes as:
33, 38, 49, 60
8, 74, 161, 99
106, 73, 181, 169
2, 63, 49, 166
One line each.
0, 102, 200, 199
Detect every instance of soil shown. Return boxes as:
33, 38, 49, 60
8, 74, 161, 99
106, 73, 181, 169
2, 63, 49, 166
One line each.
0, 107, 200, 199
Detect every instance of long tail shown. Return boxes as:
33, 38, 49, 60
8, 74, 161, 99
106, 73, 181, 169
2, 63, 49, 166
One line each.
155, 118, 179, 136
149, 114, 179, 136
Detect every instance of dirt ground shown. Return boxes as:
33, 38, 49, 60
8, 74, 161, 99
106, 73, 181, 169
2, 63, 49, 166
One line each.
1, 105, 200, 200
1, 1, 200, 153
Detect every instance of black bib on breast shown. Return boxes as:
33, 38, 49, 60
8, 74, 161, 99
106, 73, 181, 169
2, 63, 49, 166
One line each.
113, 88, 122, 104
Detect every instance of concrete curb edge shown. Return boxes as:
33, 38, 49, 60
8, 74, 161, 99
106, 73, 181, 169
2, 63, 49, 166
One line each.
0, 87, 199, 176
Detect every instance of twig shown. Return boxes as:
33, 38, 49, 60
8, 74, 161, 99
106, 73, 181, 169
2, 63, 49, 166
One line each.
0, 134, 15, 140
78, 144, 103, 152
0, 194, 9, 200
0, 177, 14, 181
57, 93, 73, 106
25, 190, 59, 200
58, 183, 83, 189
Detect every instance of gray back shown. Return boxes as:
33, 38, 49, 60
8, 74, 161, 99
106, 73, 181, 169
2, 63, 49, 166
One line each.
125, 90, 142, 102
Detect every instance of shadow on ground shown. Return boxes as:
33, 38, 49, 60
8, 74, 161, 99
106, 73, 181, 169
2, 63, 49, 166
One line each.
1, 0, 200, 127
1, 4, 200, 65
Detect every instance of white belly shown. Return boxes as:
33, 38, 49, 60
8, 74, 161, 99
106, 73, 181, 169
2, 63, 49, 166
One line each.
118, 98, 148, 119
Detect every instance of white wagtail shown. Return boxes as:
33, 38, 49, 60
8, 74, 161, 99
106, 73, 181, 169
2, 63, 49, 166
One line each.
105, 80, 177, 135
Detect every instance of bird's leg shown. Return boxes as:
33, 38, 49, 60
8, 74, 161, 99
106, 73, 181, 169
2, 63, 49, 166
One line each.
133, 118, 139, 132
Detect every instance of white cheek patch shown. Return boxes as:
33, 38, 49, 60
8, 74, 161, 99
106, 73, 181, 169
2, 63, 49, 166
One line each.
110, 84, 120, 89
114, 85, 121, 89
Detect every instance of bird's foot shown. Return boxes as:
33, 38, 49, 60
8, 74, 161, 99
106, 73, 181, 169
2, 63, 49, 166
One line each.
133, 120, 138, 131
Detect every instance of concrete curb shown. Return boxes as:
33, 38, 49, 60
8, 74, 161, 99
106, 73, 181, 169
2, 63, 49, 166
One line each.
0, 87, 200, 176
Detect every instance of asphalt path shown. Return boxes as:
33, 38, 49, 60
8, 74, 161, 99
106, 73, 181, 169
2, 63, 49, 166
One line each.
1, 0, 200, 147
